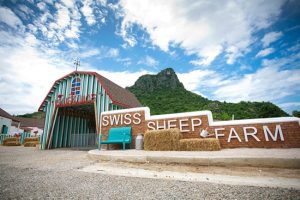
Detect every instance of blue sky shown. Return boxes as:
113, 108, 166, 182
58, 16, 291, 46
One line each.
0, 0, 299, 115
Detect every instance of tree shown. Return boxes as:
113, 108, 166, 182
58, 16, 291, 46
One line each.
292, 110, 300, 118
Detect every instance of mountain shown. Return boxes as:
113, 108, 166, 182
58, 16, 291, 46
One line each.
130, 68, 184, 92
127, 68, 289, 120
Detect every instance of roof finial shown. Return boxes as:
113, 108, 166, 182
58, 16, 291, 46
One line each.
74, 58, 80, 71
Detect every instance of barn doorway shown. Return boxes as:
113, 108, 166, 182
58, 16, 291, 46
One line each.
49, 104, 97, 149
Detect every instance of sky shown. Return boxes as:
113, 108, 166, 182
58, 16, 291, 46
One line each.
0, 0, 299, 115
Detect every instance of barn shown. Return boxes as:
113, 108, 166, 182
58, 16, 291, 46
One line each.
38, 71, 141, 149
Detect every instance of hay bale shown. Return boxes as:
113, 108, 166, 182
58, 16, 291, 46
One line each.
24, 142, 37, 147
3, 137, 18, 142
180, 138, 221, 151
23, 138, 40, 147
3, 141, 21, 146
3, 137, 20, 146
24, 137, 39, 143
144, 128, 182, 151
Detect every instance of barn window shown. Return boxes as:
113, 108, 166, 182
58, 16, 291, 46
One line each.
71, 77, 81, 95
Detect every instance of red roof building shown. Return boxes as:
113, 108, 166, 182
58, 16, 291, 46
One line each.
39, 71, 141, 149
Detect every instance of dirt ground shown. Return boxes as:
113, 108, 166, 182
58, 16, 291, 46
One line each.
1, 146, 299, 200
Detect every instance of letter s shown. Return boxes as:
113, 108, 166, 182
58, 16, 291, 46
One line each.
124, 113, 132, 125
102, 116, 109, 126
147, 121, 156, 130
133, 113, 141, 124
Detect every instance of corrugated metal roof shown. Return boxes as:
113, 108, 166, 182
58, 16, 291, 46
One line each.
0, 108, 14, 120
14, 117, 45, 129
96, 73, 141, 108
0, 108, 20, 122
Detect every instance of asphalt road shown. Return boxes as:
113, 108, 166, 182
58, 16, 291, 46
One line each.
0, 146, 299, 200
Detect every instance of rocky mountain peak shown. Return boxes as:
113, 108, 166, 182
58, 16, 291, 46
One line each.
128, 68, 184, 92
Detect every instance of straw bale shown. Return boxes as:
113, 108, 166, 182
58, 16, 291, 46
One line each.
24, 142, 37, 147
24, 137, 39, 143
144, 128, 182, 151
180, 138, 221, 151
3, 137, 19, 145
3, 141, 21, 146
3, 137, 18, 142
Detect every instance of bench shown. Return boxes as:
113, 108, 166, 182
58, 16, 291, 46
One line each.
99, 127, 132, 150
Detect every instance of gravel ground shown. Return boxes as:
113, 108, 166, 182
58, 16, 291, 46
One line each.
0, 146, 299, 200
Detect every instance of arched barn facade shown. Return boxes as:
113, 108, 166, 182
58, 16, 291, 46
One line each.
38, 71, 141, 149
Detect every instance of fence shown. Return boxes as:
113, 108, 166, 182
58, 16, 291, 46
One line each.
70, 133, 97, 148
1, 133, 94, 148
0, 134, 15, 145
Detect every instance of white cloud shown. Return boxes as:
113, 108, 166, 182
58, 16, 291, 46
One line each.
0, 30, 23, 46
262, 31, 283, 47
0, 21, 136, 115
37, 2, 47, 11
255, 48, 275, 58
138, 55, 159, 67
44, 0, 53, 5
64, 15, 81, 39
25, 33, 39, 46
278, 102, 300, 114
177, 69, 218, 92
65, 26, 80, 38
225, 45, 247, 65
118, 0, 285, 65
120, 33, 137, 48
17, 5, 35, 20
81, 0, 96, 25
97, 0, 107, 5
106, 48, 119, 57
212, 55, 300, 103
94, 70, 153, 88
40, 12, 53, 24
56, 4, 71, 30
61, 0, 75, 8
0, 39, 72, 114
261, 52, 300, 68
23, 2, 82, 47
81, 48, 101, 58
14, 1, 107, 48
177, 52, 300, 111
279, 102, 300, 108
116, 57, 132, 66
288, 43, 300, 52
190, 45, 223, 66
66, 41, 79, 49
0, 7, 23, 28
0, 31, 139, 114
240, 65, 252, 71
177, 69, 230, 95
80, 47, 119, 58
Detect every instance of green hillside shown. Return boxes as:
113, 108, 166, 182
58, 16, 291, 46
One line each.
127, 68, 289, 120
16, 111, 45, 119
